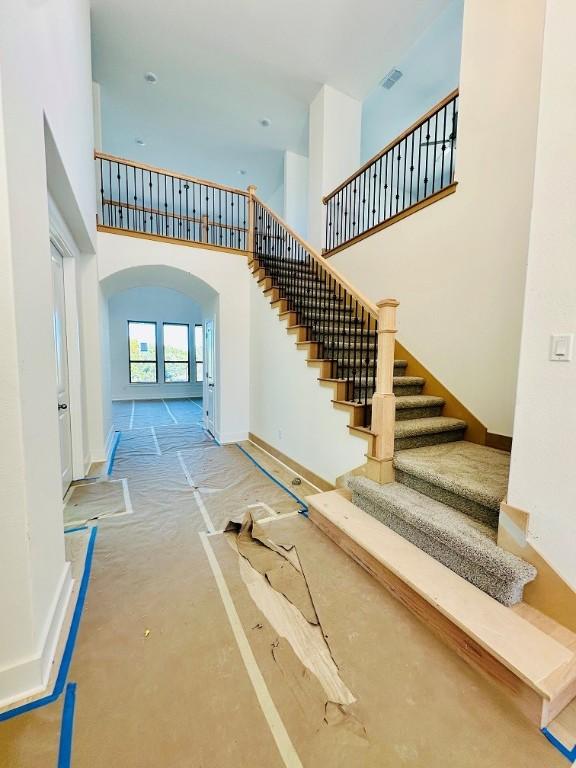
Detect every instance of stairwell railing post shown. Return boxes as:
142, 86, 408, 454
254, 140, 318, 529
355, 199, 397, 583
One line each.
368, 298, 399, 484
247, 185, 257, 255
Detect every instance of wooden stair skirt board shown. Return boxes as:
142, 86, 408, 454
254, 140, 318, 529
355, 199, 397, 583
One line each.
306, 489, 576, 728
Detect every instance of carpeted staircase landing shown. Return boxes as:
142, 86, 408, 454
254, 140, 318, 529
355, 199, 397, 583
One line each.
348, 440, 537, 606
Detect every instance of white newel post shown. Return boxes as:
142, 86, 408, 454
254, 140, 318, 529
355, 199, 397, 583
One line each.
368, 298, 399, 484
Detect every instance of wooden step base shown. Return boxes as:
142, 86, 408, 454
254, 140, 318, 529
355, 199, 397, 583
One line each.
306, 489, 576, 728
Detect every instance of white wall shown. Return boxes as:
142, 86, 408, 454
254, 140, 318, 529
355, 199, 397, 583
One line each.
0, 0, 96, 705
283, 151, 309, 238
249, 280, 367, 485
308, 86, 362, 249
267, 183, 285, 219
109, 287, 203, 400
331, 0, 547, 436
507, 0, 576, 589
98, 232, 250, 444
361, 0, 463, 162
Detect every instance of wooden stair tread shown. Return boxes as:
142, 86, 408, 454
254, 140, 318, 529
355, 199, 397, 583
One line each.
512, 603, 576, 653
306, 490, 575, 705
348, 425, 376, 436
332, 399, 366, 409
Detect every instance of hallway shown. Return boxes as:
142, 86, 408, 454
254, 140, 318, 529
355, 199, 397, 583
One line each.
0, 401, 566, 767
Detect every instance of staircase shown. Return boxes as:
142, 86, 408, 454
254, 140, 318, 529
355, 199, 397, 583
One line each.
249, 205, 576, 732
250, 199, 537, 607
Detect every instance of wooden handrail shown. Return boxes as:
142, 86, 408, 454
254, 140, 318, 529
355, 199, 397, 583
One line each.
252, 193, 379, 320
322, 88, 459, 203
95, 151, 249, 198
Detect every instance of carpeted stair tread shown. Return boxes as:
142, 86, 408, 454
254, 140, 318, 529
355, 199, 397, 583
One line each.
315, 325, 375, 338
298, 297, 344, 307
301, 311, 359, 322
394, 441, 510, 513
395, 395, 445, 410
394, 416, 466, 438
355, 375, 423, 388
346, 477, 537, 605
335, 358, 407, 371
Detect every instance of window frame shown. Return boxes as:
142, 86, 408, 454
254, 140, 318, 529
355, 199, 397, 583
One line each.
194, 323, 204, 383
163, 322, 190, 384
128, 320, 158, 384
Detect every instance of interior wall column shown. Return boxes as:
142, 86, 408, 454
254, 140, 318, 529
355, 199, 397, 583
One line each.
0, 67, 71, 707
307, 85, 361, 250
283, 150, 309, 239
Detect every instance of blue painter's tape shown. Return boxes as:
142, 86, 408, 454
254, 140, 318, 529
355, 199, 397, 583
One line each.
64, 525, 88, 535
57, 683, 77, 768
0, 526, 98, 723
541, 727, 576, 763
234, 443, 308, 515
106, 431, 121, 477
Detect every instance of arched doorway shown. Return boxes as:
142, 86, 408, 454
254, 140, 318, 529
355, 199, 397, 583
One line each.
100, 265, 219, 438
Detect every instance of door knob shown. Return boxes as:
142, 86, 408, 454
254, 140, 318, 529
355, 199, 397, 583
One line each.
58, 403, 68, 410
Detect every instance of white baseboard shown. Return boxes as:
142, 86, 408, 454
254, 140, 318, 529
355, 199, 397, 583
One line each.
88, 422, 116, 465
112, 390, 202, 401
0, 562, 72, 708
105, 423, 116, 457
216, 431, 249, 445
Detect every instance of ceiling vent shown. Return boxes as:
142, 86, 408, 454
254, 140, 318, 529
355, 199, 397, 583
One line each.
380, 68, 403, 90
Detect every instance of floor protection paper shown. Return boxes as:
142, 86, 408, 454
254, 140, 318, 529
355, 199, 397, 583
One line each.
1, 398, 568, 768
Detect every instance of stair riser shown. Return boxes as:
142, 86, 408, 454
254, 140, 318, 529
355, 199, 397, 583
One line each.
280, 286, 339, 298
395, 405, 444, 421
394, 428, 466, 451
298, 301, 347, 310
263, 262, 314, 273
394, 469, 499, 526
301, 312, 358, 323
393, 384, 424, 396
350, 490, 524, 606
335, 360, 406, 373
351, 383, 424, 400
260, 258, 313, 268
317, 328, 376, 339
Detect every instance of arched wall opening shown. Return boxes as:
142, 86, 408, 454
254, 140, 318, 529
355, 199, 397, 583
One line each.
90, 232, 251, 452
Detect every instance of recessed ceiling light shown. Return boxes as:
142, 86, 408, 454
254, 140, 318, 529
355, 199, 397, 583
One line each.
259, 117, 272, 128
238, 169, 247, 176
135, 138, 146, 146
144, 72, 158, 84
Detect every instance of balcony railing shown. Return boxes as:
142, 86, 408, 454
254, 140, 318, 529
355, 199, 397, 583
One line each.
95, 152, 249, 251
323, 89, 459, 255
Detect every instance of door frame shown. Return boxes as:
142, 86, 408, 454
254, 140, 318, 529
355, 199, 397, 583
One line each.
203, 317, 216, 436
49, 204, 88, 480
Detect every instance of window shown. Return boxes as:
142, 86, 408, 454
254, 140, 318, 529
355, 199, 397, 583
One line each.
129, 321, 157, 383
194, 324, 204, 383
163, 323, 190, 383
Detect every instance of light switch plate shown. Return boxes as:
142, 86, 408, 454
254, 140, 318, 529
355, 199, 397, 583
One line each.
550, 334, 574, 362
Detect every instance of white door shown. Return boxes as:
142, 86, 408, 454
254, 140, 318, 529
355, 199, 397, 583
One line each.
204, 319, 215, 435
51, 244, 73, 495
